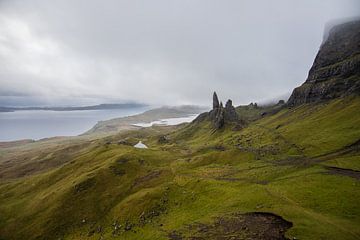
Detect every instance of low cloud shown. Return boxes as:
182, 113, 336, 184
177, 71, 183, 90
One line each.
0, 0, 359, 106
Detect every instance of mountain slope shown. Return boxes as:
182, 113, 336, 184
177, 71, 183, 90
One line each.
0, 95, 359, 240
288, 20, 360, 105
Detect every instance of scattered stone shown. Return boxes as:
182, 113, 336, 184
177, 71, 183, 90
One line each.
117, 139, 131, 145
115, 157, 128, 164
158, 135, 170, 144
168, 231, 183, 240
74, 178, 96, 193
109, 165, 126, 176
87, 229, 95, 237
255, 204, 264, 209
213, 144, 226, 151
124, 222, 133, 231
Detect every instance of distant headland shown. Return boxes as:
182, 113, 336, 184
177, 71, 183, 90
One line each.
0, 103, 147, 112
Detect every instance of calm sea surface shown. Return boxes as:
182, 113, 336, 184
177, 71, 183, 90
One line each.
0, 108, 148, 141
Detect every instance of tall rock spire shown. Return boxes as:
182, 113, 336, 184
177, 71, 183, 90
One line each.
224, 99, 238, 121
194, 91, 241, 129
213, 92, 220, 109
209, 92, 239, 129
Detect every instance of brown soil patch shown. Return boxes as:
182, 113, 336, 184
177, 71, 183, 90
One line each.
132, 170, 162, 188
169, 212, 292, 240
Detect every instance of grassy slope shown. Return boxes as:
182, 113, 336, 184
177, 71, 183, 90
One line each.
0, 96, 359, 240
235, 102, 284, 122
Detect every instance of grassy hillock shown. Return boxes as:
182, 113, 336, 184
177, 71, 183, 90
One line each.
0, 96, 359, 240
235, 101, 285, 123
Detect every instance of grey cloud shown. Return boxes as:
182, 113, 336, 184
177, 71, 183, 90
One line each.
0, 0, 359, 106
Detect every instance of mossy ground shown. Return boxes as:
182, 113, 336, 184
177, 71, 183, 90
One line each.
0, 96, 359, 240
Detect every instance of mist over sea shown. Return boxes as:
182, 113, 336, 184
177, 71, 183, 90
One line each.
0, 107, 149, 141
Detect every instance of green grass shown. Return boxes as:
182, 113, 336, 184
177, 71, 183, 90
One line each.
0, 96, 359, 239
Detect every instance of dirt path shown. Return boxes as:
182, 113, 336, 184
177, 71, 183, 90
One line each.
324, 166, 360, 180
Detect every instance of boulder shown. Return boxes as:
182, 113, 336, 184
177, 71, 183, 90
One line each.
158, 135, 170, 144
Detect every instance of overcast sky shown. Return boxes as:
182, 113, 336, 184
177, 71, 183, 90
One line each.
0, 0, 359, 107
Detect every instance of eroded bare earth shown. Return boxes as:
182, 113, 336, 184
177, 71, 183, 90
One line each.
169, 212, 293, 240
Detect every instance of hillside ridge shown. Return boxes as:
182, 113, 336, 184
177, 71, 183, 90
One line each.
288, 20, 360, 105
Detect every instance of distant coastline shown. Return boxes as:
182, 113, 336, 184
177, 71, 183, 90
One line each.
0, 103, 147, 112
0, 105, 206, 142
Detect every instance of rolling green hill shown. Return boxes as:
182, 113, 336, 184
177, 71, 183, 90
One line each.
0, 95, 359, 240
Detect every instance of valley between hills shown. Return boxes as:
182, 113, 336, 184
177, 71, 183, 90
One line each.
0, 20, 359, 240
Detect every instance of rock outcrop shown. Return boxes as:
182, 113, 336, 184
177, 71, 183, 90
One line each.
208, 92, 239, 129
213, 91, 220, 109
224, 100, 239, 122
287, 20, 360, 106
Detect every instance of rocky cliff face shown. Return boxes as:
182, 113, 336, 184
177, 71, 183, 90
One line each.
287, 20, 360, 106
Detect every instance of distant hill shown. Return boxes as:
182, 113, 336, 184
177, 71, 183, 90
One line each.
0, 103, 147, 112
85, 105, 207, 135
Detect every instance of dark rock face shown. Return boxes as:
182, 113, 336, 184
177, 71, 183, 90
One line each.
213, 102, 225, 129
193, 92, 240, 129
288, 20, 360, 106
213, 92, 220, 109
209, 92, 239, 129
158, 135, 170, 144
224, 100, 239, 122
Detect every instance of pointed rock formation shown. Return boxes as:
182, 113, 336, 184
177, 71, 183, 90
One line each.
193, 92, 241, 129
224, 99, 238, 122
213, 92, 220, 109
206, 92, 239, 129
213, 105, 224, 129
